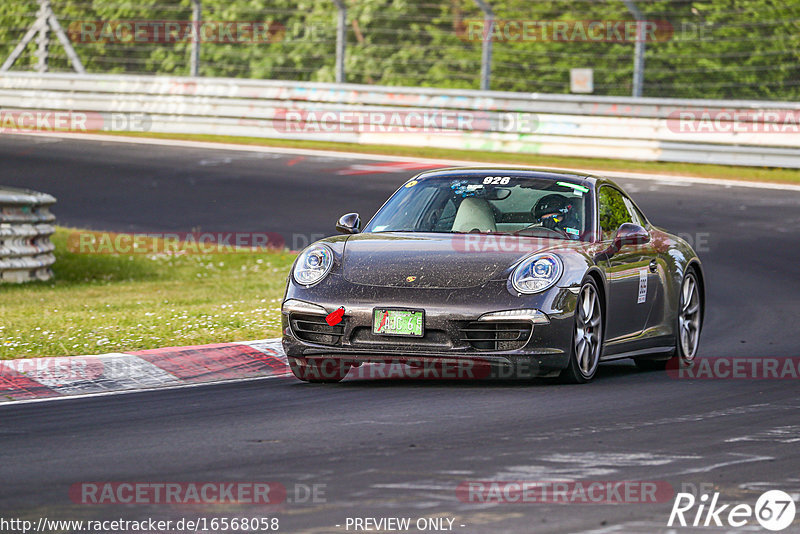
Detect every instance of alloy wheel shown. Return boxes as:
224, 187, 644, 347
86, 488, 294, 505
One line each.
678, 273, 701, 363
574, 282, 602, 378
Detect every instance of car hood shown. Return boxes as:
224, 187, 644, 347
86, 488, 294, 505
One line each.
341, 232, 580, 289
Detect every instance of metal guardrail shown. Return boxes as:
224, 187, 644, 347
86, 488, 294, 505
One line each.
1, 72, 800, 168
0, 187, 56, 283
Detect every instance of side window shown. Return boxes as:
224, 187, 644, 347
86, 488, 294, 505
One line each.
622, 195, 646, 227
598, 187, 633, 241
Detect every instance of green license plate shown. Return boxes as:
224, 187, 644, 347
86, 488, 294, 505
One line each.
372, 308, 424, 337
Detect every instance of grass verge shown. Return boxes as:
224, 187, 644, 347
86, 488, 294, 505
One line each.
0, 228, 296, 359
111, 131, 800, 185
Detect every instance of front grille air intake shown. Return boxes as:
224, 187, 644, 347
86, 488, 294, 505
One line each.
290, 313, 344, 346
460, 321, 532, 351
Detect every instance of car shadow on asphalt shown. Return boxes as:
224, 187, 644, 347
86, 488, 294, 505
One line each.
292, 360, 649, 388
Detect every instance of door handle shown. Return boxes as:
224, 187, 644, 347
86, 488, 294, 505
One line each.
649, 259, 658, 273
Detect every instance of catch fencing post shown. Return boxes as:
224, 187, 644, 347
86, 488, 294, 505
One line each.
473, 0, 494, 91
190, 0, 201, 76
1, 0, 85, 73
35, 0, 50, 72
332, 0, 347, 83
623, 0, 645, 97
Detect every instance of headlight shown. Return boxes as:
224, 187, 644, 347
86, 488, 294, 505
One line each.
511, 253, 563, 294
293, 244, 334, 286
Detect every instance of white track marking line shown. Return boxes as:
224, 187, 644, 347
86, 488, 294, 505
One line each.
0, 373, 290, 407
12, 131, 800, 192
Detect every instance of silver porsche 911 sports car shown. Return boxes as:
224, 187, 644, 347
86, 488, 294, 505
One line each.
281, 168, 704, 383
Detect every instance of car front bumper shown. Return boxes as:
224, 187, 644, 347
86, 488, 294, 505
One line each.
281, 279, 578, 379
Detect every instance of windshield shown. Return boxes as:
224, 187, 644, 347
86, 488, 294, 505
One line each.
363, 174, 592, 241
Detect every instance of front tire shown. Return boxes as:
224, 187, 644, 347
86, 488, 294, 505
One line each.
560, 278, 603, 383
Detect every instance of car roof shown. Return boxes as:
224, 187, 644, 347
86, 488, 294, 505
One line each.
413, 166, 618, 190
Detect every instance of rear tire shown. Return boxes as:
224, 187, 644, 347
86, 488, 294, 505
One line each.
289, 358, 351, 383
675, 270, 702, 365
634, 269, 702, 372
560, 278, 603, 384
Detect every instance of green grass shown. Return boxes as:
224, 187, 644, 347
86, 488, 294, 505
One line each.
0, 228, 296, 359
112, 131, 800, 184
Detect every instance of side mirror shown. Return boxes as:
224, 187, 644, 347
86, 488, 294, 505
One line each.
336, 212, 361, 234
614, 222, 650, 248
595, 223, 649, 262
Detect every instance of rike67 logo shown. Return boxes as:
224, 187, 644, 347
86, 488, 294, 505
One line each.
668, 490, 796, 531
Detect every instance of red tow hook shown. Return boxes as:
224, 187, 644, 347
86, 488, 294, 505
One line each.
326, 306, 345, 326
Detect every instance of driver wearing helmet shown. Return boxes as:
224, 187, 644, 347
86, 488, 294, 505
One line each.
533, 194, 581, 239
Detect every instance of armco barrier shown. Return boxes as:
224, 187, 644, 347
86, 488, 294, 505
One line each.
1, 72, 799, 168
0, 187, 56, 283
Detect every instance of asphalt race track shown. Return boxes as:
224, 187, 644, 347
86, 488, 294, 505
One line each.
1, 134, 799, 533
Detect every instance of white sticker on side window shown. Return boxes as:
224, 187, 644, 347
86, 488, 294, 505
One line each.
638, 269, 648, 304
